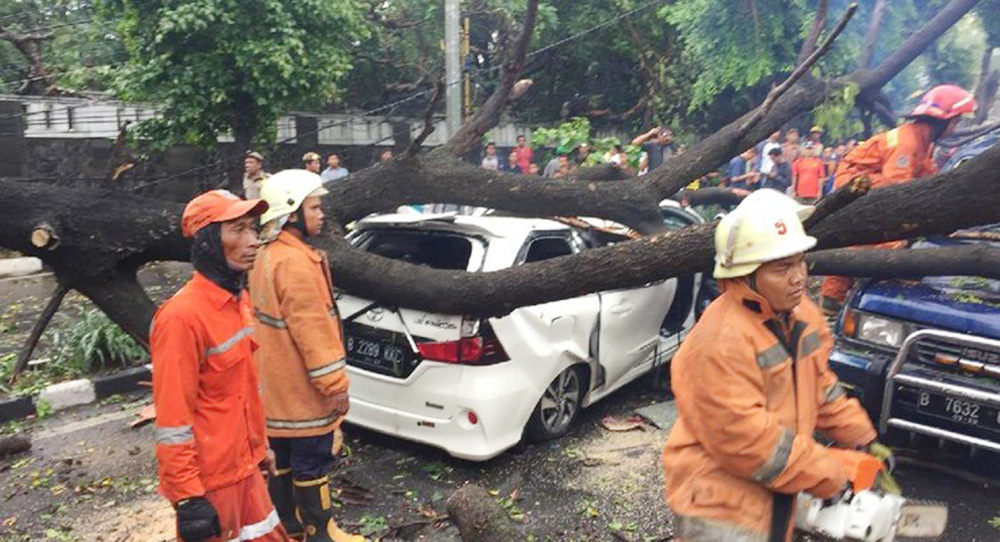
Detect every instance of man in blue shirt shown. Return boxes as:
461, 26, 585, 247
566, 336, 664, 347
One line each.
725, 148, 758, 190
320, 153, 349, 184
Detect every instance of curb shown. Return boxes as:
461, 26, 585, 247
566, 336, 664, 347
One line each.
1, 364, 152, 423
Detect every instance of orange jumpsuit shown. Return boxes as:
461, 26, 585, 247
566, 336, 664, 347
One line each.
663, 281, 876, 542
152, 272, 290, 542
249, 230, 350, 439
822, 122, 937, 302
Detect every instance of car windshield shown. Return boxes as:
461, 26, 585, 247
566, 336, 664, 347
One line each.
357, 229, 479, 271
916, 224, 1000, 301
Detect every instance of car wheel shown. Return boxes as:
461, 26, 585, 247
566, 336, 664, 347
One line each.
525, 366, 583, 442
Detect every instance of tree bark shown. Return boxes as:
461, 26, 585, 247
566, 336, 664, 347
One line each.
808, 245, 1000, 279
797, 0, 828, 66
446, 485, 525, 542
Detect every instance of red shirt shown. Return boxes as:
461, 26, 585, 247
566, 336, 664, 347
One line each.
514, 146, 533, 173
793, 156, 826, 198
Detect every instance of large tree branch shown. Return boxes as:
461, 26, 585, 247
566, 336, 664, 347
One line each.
808, 245, 1000, 280
858, 0, 887, 69
797, 0, 829, 66
441, 0, 539, 156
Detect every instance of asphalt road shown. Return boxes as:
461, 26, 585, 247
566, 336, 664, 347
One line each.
2, 378, 999, 542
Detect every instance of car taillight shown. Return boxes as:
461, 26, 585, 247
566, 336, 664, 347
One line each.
416, 319, 509, 365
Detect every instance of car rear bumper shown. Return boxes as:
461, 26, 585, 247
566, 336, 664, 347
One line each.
344, 362, 540, 461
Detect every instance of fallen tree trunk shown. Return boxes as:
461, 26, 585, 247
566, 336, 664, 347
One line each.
808, 245, 1000, 279
446, 485, 525, 542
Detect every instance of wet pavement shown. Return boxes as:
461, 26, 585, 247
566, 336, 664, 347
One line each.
2, 377, 999, 542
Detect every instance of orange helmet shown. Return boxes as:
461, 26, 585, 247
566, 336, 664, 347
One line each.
908, 85, 976, 120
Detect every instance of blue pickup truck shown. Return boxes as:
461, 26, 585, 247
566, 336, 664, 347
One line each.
828, 129, 1000, 461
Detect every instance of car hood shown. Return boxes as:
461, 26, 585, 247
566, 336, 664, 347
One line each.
857, 279, 1000, 340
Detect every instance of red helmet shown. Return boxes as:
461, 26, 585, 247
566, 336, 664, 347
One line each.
908, 85, 976, 120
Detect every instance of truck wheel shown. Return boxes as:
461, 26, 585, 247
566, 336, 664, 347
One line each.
526, 366, 583, 442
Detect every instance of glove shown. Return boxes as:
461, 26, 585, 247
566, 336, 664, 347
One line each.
865, 441, 902, 495
867, 441, 895, 472
176, 497, 221, 542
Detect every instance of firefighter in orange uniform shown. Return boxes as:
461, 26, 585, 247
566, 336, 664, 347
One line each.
821, 85, 977, 310
249, 170, 363, 542
662, 190, 881, 542
152, 190, 292, 542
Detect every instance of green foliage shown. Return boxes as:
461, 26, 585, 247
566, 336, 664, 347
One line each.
0, 0, 124, 94
812, 83, 862, 140
990, 515, 1000, 531
97, 0, 367, 148
528, 117, 640, 168
52, 308, 147, 374
662, 0, 807, 108
358, 514, 388, 537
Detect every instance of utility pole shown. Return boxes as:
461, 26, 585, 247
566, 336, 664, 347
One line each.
445, 0, 462, 138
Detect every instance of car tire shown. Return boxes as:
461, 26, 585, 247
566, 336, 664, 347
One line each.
525, 366, 584, 442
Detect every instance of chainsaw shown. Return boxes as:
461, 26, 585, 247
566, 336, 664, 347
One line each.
794, 448, 948, 541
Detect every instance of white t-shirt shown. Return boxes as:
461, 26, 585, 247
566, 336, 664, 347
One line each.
760, 141, 782, 174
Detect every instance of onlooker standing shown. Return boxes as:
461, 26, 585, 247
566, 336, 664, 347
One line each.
506, 150, 522, 173
552, 155, 574, 178
380, 149, 394, 162
513, 134, 533, 172
573, 142, 592, 167
792, 142, 826, 203
481, 142, 500, 170
302, 152, 322, 174
762, 147, 791, 193
544, 147, 568, 178
630, 126, 675, 171
725, 148, 757, 190
783, 127, 802, 163
758, 130, 782, 175
528, 163, 541, 176
243, 151, 271, 200
808, 125, 825, 154
320, 153, 349, 184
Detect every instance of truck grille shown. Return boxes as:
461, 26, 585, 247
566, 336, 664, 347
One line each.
913, 336, 1000, 380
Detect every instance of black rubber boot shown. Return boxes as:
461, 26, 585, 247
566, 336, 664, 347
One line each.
292, 476, 364, 542
268, 468, 304, 540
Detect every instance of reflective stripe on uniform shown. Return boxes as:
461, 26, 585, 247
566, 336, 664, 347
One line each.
752, 427, 794, 485
308, 359, 346, 380
206, 327, 253, 357
155, 425, 194, 445
886, 128, 899, 148
824, 382, 847, 404
266, 415, 337, 430
674, 513, 768, 542
226, 508, 280, 542
253, 309, 286, 329
800, 330, 822, 358
756, 343, 789, 370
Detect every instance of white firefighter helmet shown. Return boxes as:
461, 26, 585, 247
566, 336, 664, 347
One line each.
258, 169, 329, 225
713, 189, 817, 279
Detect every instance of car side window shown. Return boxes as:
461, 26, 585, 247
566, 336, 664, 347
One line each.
661, 208, 698, 231
521, 236, 574, 264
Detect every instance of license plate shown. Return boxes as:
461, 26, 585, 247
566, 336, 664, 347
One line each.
916, 391, 1000, 429
344, 323, 418, 378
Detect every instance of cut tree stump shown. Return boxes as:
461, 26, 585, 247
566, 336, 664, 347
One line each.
0, 435, 31, 458
446, 484, 525, 542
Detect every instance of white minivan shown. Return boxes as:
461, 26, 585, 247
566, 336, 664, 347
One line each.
339, 203, 703, 460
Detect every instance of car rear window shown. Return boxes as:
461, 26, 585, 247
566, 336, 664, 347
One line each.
358, 230, 478, 271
